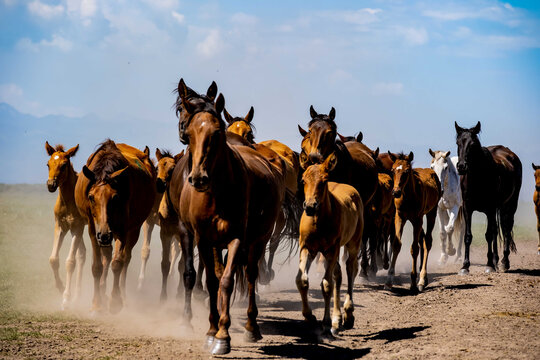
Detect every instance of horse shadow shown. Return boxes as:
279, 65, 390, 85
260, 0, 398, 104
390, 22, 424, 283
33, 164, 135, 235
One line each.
362, 325, 430, 344
507, 268, 540, 277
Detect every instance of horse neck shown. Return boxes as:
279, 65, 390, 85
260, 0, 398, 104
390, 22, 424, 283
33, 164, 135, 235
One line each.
403, 171, 418, 199
59, 164, 77, 205
317, 185, 335, 221
467, 145, 492, 171
444, 161, 460, 196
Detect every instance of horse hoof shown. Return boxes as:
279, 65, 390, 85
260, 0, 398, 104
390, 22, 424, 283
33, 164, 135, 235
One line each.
458, 268, 469, 276
270, 269, 275, 281
447, 248, 456, 256
537, 250, 540, 256
358, 273, 370, 285
179, 321, 193, 333
202, 336, 214, 351
211, 338, 231, 355
330, 327, 340, 337
485, 266, 496, 273
384, 283, 393, 291
343, 315, 355, 330
61, 299, 70, 311
109, 298, 123, 314
417, 284, 425, 292
244, 329, 263, 343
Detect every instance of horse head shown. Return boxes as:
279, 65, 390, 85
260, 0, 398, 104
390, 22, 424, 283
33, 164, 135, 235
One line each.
429, 149, 451, 195
224, 106, 255, 143
298, 105, 337, 169
177, 78, 227, 192
302, 153, 337, 216
156, 148, 184, 193
388, 151, 414, 199
455, 121, 481, 175
533, 163, 540, 192
45, 141, 79, 192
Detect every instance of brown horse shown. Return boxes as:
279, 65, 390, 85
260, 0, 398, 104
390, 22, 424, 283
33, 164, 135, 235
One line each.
297, 154, 363, 337
533, 163, 540, 255
385, 152, 441, 292
224, 107, 302, 283
75, 140, 156, 313
45, 141, 87, 309
172, 79, 287, 355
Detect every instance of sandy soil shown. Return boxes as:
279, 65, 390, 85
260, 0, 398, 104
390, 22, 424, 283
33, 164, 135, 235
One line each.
1, 237, 539, 360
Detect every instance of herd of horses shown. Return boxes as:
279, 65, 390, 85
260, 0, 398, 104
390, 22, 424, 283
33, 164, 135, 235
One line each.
43, 78, 536, 355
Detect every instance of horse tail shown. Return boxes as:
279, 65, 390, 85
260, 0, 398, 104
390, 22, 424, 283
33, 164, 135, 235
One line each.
234, 264, 248, 300
279, 188, 302, 259
496, 209, 517, 253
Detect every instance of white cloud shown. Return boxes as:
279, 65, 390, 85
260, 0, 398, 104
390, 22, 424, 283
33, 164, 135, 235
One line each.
397, 27, 428, 45
171, 11, 185, 24
196, 29, 223, 58
27, 0, 64, 19
231, 12, 258, 26
66, 0, 97, 25
373, 82, 403, 96
316, 8, 381, 26
16, 34, 73, 52
141, 0, 179, 10
454, 26, 471, 38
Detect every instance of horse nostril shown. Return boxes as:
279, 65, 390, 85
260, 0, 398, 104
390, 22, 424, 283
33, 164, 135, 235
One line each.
201, 175, 209, 184
188, 176, 193, 185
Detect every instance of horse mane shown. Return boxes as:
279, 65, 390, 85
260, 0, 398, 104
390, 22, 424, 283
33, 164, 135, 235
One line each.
160, 149, 174, 159
54, 144, 65, 152
396, 152, 412, 162
88, 139, 129, 182
308, 117, 337, 132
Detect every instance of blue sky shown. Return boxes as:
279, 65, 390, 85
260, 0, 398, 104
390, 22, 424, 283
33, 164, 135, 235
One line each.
0, 0, 539, 198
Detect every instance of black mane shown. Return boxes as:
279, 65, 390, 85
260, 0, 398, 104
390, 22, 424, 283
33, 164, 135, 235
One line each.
308, 116, 337, 132
89, 139, 128, 182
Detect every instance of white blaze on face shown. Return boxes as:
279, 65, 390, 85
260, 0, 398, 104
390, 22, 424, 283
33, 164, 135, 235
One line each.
236, 123, 240, 128
54, 155, 59, 160
396, 165, 403, 171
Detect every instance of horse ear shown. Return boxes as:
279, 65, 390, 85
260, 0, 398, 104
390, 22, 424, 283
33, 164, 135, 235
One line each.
533, 163, 540, 170
373, 147, 379, 158
65, 144, 79, 158
429, 148, 436, 158
309, 105, 317, 119
455, 121, 464, 134
45, 141, 56, 156
82, 165, 96, 182
178, 78, 195, 113
328, 107, 336, 121
223, 108, 234, 124
472, 121, 481, 135
356, 132, 363, 143
155, 148, 163, 161
444, 151, 451, 158
325, 153, 338, 172
388, 151, 396, 162
337, 133, 347, 143
143, 146, 150, 157
245, 106, 254, 123
214, 93, 225, 115
110, 166, 129, 181
299, 151, 309, 170
175, 150, 184, 162
408, 151, 414, 162
206, 81, 217, 101
298, 125, 308, 137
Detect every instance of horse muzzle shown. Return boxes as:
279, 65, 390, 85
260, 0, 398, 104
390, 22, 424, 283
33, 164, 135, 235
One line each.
156, 178, 167, 193
96, 231, 113, 247
308, 152, 323, 164
188, 173, 210, 192
456, 163, 468, 175
303, 200, 319, 216
392, 189, 402, 198
47, 179, 58, 192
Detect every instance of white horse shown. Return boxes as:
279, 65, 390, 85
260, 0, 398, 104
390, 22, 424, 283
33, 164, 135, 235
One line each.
429, 149, 464, 264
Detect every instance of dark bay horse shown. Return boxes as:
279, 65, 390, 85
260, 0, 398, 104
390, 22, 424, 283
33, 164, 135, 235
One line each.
533, 163, 540, 254
171, 79, 287, 355
45, 141, 87, 309
386, 152, 441, 292
75, 140, 156, 313
455, 122, 522, 273
297, 154, 363, 337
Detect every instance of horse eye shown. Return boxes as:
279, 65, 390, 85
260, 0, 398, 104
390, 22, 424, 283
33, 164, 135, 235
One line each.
88, 195, 95, 203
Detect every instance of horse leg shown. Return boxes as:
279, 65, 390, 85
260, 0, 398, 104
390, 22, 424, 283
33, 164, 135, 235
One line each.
500, 198, 519, 272
331, 259, 343, 336
160, 228, 172, 304
358, 230, 370, 283
109, 238, 125, 314
50, 224, 67, 292
445, 206, 459, 256
210, 239, 240, 355
320, 249, 338, 338
455, 209, 464, 262
459, 205, 473, 275
410, 220, 422, 292
343, 243, 359, 330
74, 229, 86, 303
485, 211, 497, 273
418, 210, 436, 291
119, 233, 136, 307
266, 211, 285, 283
245, 243, 266, 343
194, 250, 206, 299
437, 207, 449, 264
385, 214, 405, 290
88, 221, 103, 314
100, 245, 112, 299
62, 230, 83, 309
367, 219, 378, 277
383, 218, 394, 270
295, 247, 316, 323
169, 235, 180, 276
137, 220, 153, 291
179, 226, 196, 327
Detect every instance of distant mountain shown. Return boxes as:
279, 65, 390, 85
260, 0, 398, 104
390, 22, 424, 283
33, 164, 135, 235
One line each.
0, 103, 182, 183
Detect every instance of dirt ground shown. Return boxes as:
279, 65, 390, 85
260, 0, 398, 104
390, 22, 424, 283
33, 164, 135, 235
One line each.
1, 241, 538, 359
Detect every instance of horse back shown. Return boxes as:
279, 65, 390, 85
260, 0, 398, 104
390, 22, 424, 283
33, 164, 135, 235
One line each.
259, 139, 300, 194
340, 141, 378, 206
487, 145, 522, 205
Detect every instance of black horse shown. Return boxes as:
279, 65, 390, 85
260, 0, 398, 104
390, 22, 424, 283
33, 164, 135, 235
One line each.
455, 121, 522, 274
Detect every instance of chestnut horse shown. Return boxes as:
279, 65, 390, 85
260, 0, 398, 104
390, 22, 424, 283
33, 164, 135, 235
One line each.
455, 122, 522, 274
297, 154, 363, 337
171, 79, 286, 355
532, 163, 540, 255
224, 106, 302, 283
386, 152, 441, 292
45, 142, 86, 309
75, 140, 156, 313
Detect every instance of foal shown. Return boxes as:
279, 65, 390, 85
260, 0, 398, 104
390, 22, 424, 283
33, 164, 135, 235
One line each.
531, 163, 540, 254
386, 152, 441, 292
429, 149, 464, 264
297, 154, 363, 336
45, 141, 86, 309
